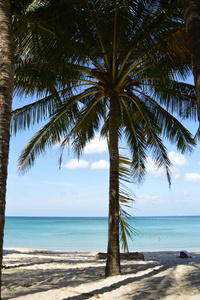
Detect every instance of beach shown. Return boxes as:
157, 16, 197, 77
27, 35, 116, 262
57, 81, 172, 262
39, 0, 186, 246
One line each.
2, 248, 200, 299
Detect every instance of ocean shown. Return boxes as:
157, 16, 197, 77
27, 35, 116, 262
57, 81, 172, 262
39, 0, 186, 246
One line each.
3, 216, 200, 252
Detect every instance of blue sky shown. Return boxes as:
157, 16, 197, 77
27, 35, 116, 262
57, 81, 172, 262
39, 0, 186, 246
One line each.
6, 75, 200, 217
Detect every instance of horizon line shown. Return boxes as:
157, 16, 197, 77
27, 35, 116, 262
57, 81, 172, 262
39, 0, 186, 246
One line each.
5, 215, 200, 218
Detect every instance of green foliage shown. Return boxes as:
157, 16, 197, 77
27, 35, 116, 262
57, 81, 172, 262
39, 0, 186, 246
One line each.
119, 155, 136, 252
1, 265, 8, 270
11, 0, 197, 250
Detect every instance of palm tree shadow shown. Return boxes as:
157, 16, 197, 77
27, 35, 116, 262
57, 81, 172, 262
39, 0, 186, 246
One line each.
61, 264, 167, 300
2, 251, 200, 300
62, 257, 200, 300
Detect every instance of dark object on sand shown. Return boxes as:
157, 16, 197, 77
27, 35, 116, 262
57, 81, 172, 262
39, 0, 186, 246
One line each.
180, 251, 190, 258
179, 250, 191, 258
178, 250, 197, 259
95, 252, 144, 260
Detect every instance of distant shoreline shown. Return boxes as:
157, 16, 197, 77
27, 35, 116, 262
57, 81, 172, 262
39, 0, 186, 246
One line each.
5, 215, 200, 218
3, 247, 200, 253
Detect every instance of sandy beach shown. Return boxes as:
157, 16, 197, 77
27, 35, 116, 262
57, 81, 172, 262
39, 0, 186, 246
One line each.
2, 248, 200, 299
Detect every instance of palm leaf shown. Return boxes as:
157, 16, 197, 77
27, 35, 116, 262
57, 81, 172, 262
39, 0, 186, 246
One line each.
119, 154, 136, 252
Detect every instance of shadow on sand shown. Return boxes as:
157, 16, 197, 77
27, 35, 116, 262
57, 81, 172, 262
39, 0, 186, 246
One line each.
2, 250, 200, 299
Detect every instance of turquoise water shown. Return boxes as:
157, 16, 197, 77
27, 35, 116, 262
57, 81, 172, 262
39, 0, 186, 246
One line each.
3, 216, 200, 252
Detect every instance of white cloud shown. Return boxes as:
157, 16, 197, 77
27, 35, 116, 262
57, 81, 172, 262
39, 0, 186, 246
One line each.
183, 191, 189, 197
170, 166, 180, 179
139, 193, 158, 200
146, 157, 165, 177
173, 173, 180, 179
62, 159, 89, 169
168, 151, 187, 167
91, 160, 109, 170
53, 134, 108, 154
184, 172, 200, 183
138, 193, 165, 205
145, 156, 182, 180
53, 142, 61, 149
84, 135, 108, 154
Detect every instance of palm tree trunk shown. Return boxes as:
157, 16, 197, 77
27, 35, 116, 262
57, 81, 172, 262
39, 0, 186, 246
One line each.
181, 0, 200, 121
105, 95, 121, 277
0, 1, 14, 298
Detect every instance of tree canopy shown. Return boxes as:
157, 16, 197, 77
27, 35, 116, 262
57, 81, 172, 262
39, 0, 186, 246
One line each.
11, 0, 197, 275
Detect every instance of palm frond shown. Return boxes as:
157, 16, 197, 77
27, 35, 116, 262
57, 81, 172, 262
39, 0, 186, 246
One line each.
12, 0, 197, 259
119, 154, 136, 252
85, 0, 110, 71
25, 0, 48, 13
122, 93, 172, 186
120, 97, 147, 183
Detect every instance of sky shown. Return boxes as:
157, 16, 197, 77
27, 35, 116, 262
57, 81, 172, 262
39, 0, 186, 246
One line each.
5, 75, 200, 217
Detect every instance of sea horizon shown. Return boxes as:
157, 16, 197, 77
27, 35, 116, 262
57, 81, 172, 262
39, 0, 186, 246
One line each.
5, 214, 200, 218
4, 216, 200, 252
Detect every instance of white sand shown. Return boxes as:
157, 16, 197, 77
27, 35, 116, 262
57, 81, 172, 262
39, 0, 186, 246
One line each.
2, 248, 200, 299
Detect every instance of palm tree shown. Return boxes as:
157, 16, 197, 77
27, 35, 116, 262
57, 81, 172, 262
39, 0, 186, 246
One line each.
0, 0, 58, 296
12, 0, 197, 276
157, 0, 200, 127
0, 1, 14, 297
181, 0, 200, 125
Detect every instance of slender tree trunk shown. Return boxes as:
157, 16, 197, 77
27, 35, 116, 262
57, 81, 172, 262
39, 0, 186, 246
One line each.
105, 95, 121, 277
0, 1, 14, 298
181, 0, 200, 121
